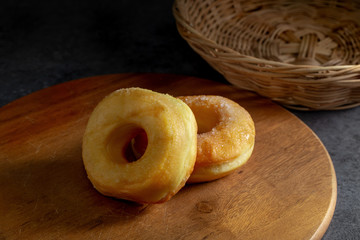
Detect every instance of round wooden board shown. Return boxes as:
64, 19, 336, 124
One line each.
0, 73, 336, 240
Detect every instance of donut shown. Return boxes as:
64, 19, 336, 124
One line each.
82, 88, 198, 204
178, 95, 255, 183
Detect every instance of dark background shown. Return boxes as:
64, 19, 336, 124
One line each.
0, 0, 359, 239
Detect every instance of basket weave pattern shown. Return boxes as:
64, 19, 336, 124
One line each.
173, 0, 360, 110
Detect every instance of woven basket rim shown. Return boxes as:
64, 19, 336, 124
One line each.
173, 0, 360, 110
172, 1, 360, 71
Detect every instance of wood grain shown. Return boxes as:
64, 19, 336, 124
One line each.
0, 73, 336, 240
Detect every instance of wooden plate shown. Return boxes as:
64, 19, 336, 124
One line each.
0, 73, 336, 240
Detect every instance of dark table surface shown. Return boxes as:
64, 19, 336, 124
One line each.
0, 1, 359, 239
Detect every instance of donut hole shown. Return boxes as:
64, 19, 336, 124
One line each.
106, 124, 148, 163
192, 106, 220, 134
128, 129, 148, 162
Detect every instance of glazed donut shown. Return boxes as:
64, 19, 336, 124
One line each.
178, 95, 255, 183
82, 88, 197, 204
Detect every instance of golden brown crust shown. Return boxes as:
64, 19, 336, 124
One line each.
178, 95, 255, 183
82, 88, 197, 203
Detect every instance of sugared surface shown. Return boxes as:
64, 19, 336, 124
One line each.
0, 73, 336, 239
179, 95, 255, 183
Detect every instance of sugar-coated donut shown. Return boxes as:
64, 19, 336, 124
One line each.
178, 95, 255, 183
82, 88, 197, 204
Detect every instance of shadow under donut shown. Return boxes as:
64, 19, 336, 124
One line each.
0, 142, 153, 238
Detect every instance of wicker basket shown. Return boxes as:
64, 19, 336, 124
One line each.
173, 0, 360, 110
